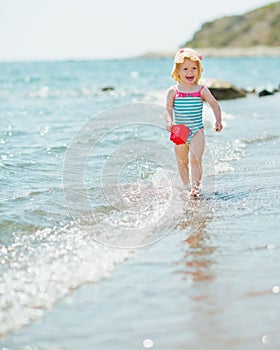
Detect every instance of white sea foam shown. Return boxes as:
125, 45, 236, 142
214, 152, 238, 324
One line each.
0, 168, 184, 337
0, 222, 132, 337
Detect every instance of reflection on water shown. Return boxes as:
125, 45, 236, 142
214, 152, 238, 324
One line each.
172, 187, 280, 349
177, 195, 216, 282
174, 196, 223, 346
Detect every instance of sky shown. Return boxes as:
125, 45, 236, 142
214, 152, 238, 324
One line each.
0, 0, 275, 61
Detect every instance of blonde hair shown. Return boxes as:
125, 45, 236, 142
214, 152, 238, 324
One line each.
171, 48, 203, 83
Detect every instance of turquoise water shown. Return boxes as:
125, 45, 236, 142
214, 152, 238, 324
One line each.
0, 57, 280, 349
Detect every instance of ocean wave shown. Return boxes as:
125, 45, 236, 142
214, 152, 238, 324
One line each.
26, 86, 128, 99
0, 168, 183, 337
0, 86, 129, 100
0, 164, 219, 337
0, 222, 132, 338
241, 134, 279, 145
207, 138, 246, 177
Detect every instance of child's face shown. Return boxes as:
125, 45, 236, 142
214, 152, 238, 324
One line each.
178, 59, 199, 84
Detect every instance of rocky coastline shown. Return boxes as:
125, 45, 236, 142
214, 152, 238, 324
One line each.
201, 78, 279, 100
137, 46, 280, 59
102, 77, 279, 101
131, 46, 280, 100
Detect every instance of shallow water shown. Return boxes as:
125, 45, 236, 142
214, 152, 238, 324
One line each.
0, 58, 280, 349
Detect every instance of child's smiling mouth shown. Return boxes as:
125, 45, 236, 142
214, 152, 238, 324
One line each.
186, 76, 194, 81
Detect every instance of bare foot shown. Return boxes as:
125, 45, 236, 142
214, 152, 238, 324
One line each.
191, 186, 202, 198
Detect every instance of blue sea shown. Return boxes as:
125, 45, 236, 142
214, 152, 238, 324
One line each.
0, 56, 280, 350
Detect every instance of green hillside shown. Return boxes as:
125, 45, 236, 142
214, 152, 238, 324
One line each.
184, 2, 280, 47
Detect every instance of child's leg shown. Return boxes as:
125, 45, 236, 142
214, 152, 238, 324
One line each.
174, 144, 190, 186
189, 129, 205, 188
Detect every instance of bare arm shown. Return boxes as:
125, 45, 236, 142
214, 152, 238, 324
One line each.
164, 87, 176, 132
201, 87, 223, 132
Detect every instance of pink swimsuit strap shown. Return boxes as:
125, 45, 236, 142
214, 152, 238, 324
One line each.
175, 85, 204, 98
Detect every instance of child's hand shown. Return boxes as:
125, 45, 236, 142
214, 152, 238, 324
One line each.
166, 122, 174, 132
215, 122, 223, 132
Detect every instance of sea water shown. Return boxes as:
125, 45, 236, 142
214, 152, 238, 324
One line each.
0, 57, 280, 349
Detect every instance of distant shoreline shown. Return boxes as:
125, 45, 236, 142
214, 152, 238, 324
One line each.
136, 46, 280, 58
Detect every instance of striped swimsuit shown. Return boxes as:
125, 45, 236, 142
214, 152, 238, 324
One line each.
173, 85, 204, 144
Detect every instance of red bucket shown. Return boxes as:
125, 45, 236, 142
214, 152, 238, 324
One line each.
170, 124, 191, 145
